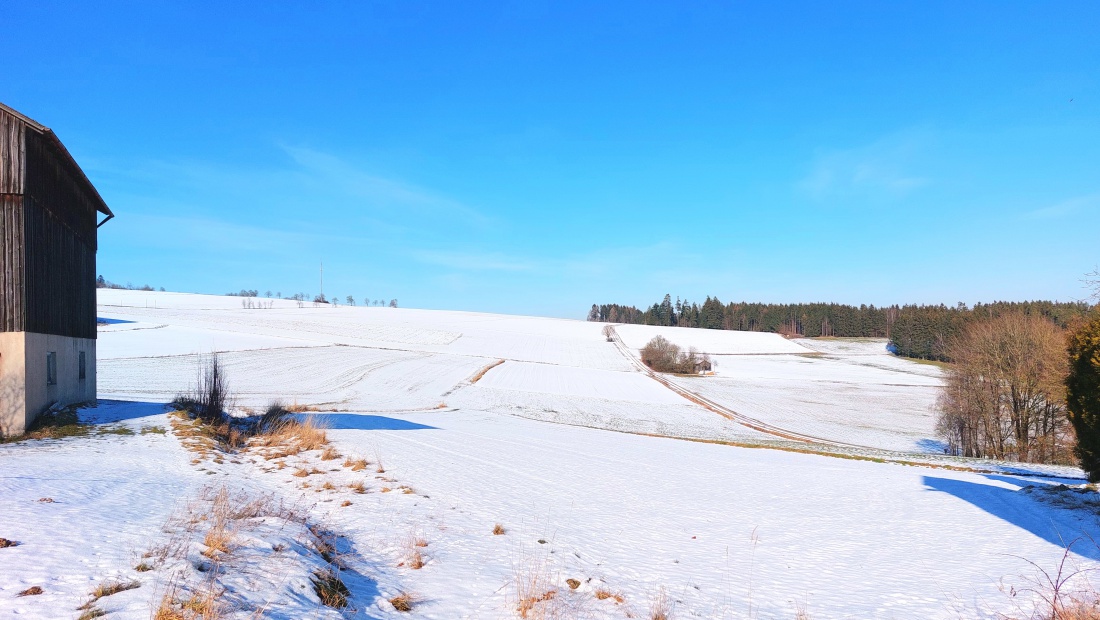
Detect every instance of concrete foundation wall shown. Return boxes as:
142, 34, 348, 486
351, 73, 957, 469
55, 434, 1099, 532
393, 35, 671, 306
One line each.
0, 332, 27, 438
0, 332, 95, 436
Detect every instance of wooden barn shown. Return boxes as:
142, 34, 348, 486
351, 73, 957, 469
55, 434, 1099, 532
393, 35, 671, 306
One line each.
0, 102, 113, 436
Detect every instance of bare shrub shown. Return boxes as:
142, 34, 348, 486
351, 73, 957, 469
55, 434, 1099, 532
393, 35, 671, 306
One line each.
640, 337, 710, 374
493, 523, 507, 535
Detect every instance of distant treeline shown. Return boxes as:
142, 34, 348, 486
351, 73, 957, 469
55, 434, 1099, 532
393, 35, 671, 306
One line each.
587, 295, 1093, 361
96, 275, 164, 292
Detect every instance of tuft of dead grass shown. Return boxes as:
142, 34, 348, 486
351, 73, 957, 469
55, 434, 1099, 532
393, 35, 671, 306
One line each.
18, 586, 43, 596
649, 587, 673, 620
311, 567, 350, 608
513, 548, 564, 619
80, 578, 140, 609
594, 588, 625, 603
349, 480, 367, 494
76, 607, 106, 620
390, 592, 416, 612
493, 523, 506, 535
320, 446, 340, 461
344, 457, 368, 471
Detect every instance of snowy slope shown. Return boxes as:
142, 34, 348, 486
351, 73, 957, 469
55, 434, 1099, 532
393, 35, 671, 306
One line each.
2, 290, 1093, 618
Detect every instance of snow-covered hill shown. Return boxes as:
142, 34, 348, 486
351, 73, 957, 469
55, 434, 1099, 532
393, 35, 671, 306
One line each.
0, 290, 1095, 619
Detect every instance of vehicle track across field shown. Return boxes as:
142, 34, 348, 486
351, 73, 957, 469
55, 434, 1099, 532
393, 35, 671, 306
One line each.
606, 326, 871, 449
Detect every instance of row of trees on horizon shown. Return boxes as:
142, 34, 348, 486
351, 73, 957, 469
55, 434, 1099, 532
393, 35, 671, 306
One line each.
587, 294, 1093, 361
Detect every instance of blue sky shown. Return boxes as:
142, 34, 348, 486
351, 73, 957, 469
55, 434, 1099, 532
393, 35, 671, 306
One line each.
3, 2, 1098, 318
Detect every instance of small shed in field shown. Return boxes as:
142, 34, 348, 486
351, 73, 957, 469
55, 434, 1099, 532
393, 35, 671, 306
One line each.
0, 102, 113, 436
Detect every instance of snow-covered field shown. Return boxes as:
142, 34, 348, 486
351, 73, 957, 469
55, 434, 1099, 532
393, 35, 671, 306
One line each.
1, 290, 1097, 619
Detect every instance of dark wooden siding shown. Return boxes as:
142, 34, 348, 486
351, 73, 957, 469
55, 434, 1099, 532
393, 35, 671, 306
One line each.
0, 194, 25, 332
0, 112, 25, 194
21, 129, 98, 339
22, 195, 96, 338
23, 130, 98, 251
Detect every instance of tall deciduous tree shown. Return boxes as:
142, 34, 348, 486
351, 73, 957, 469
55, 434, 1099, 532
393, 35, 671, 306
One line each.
936, 312, 1070, 463
1066, 311, 1100, 480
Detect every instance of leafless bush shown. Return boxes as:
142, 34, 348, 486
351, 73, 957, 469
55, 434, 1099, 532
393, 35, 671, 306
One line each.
640, 336, 711, 374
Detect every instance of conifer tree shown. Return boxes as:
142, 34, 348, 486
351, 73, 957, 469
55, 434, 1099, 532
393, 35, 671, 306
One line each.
1067, 311, 1100, 481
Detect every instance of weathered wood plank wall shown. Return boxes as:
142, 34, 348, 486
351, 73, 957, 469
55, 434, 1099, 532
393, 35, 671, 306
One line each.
0, 112, 25, 194
0, 195, 25, 332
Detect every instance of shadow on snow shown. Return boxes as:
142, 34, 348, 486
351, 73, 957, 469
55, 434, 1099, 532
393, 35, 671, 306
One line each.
312, 414, 438, 432
923, 475, 1100, 561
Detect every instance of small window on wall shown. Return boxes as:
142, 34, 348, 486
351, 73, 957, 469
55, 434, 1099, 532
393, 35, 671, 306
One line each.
46, 352, 57, 386
79, 351, 87, 380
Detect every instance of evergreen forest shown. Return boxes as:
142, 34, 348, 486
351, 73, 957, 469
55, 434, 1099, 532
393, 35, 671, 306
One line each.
587, 295, 1092, 361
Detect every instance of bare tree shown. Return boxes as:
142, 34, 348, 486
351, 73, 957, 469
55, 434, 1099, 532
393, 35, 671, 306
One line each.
601, 324, 615, 342
936, 312, 1071, 463
1086, 267, 1100, 302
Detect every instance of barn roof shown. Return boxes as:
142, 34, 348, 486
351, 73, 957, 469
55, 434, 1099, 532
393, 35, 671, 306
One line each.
0, 102, 113, 218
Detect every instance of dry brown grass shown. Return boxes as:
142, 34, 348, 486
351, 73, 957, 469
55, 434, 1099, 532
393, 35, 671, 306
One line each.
81, 579, 140, 608
252, 415, 329, 453
202, 526, 232, 558
321, 481, 335, 491
340, 500, 352, 507
390, 592, 416, 612
76, 607, 105, 620
349, 480, 367, 494
404, 548, 425, 569
594, 588, 624, 603
320, 446, 340, 461
311, 567, 350, 608
17, 586, 43, 596
292, 468, 310, 478
344, 457, 368, 471
493, 523, 506, 535
470, 359, 506, 384
649, 587, 673, 620
513, 549, 564, 619
381, 487, 392, 493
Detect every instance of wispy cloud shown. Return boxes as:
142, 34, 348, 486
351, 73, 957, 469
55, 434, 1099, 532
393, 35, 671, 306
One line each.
281, 146, 491, 226
799, 129, 933, 202
1022, 192, 1100, 220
